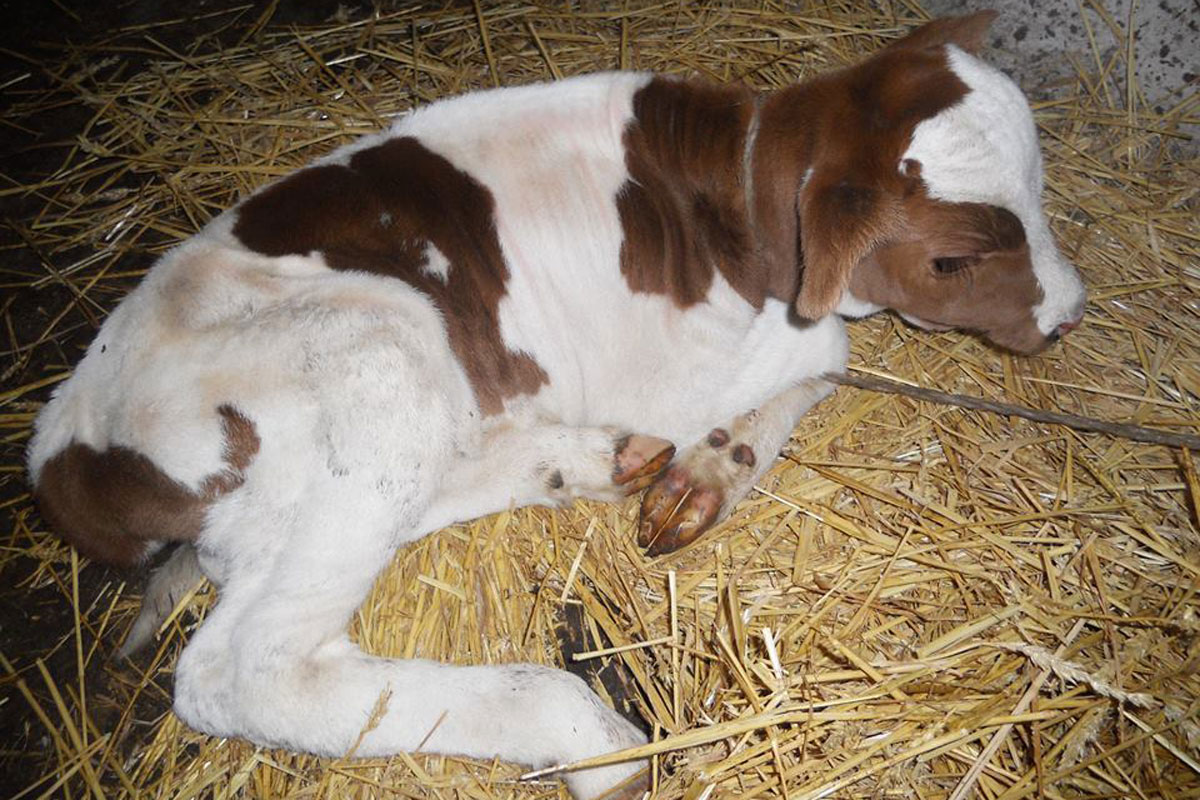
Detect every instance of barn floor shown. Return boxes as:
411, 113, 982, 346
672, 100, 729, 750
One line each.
1, 2, 1198, 799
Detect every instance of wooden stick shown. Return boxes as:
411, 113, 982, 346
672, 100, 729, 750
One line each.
823, 371, 1200, 451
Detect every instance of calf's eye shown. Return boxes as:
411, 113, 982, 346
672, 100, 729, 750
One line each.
932, 256, 974, 275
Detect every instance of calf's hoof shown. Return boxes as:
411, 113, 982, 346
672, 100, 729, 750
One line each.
637, 426, 762, 555
613, 435, 675, 493
637, 464, 723, 555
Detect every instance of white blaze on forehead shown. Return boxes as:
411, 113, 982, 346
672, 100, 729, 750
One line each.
902, 46, 1085, 335
420, 242, 451, 283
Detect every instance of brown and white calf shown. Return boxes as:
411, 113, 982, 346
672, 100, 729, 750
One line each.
28, 13, 1084, 799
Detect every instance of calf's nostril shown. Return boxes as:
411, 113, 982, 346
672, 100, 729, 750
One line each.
1047, 318, 1080, 344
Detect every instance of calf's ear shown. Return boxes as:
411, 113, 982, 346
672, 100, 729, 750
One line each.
885, 11, 998, 55
794, 175, 900, 320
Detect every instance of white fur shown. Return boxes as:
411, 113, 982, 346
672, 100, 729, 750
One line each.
903, 46, 1086, 334
28, 57, 1071, 799
419, 241, 451, 283
834, 292, 883, 319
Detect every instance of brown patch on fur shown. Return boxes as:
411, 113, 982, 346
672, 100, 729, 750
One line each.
618, 77, 785, 308
35, 405, 259, 568
848, 196, 1047, 353
231, 136, 547, 415
202, 405, 261, 495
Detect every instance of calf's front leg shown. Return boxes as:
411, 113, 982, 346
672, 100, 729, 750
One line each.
639, 378, 834, 554
420, 422, 674, 534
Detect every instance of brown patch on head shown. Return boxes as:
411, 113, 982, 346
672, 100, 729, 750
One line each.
743, 14, 1048, 351
748, 13, 1001, 320
848, 194, 1049, 353
755, 46, 975, 320
34, 405, 260, 568
618, 77, 793, 309
232, 137, 547, 415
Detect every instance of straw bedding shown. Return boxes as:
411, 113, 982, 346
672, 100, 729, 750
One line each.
1, 2, 1197, 798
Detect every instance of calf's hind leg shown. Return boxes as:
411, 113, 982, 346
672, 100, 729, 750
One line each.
176, 475, 648, 800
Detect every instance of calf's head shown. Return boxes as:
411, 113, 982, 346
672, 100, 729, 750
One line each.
771, 12, 1086, 354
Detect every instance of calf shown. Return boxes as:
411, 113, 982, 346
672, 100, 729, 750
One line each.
28, 13, 1084, 799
